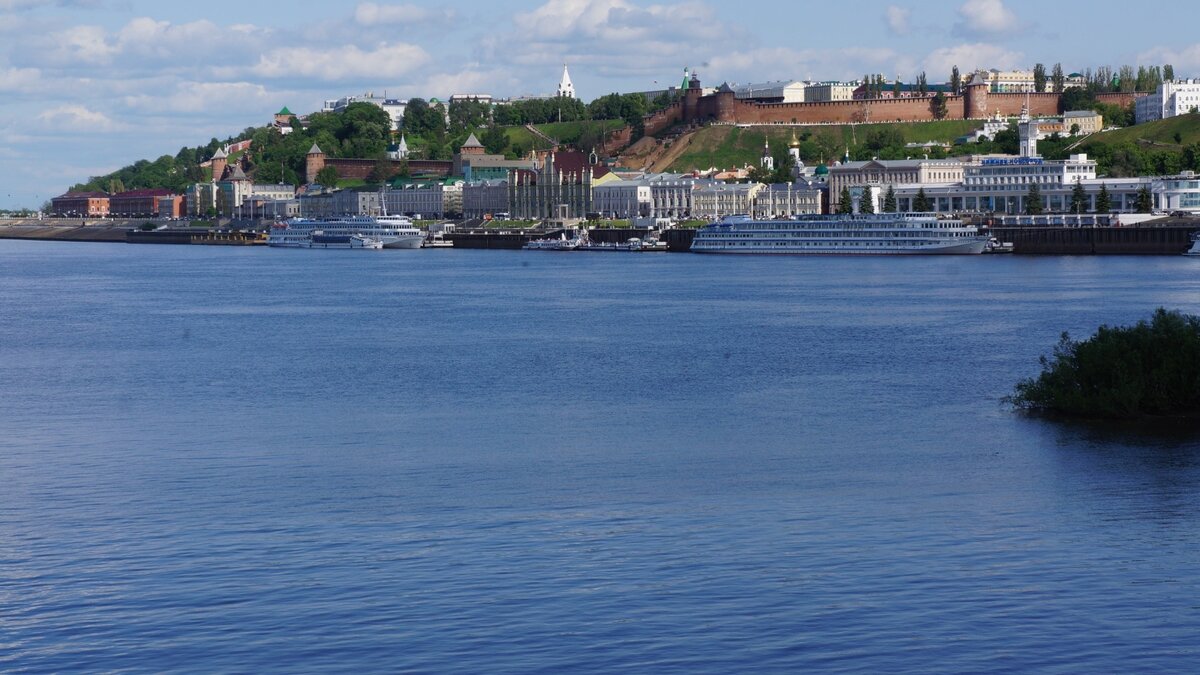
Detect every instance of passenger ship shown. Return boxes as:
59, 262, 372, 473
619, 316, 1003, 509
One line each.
268, 215, 424, 249
691, 213, 988, 255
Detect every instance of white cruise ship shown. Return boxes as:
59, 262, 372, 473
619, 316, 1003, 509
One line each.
690, 213, 988, 255
268, 215, 424, 249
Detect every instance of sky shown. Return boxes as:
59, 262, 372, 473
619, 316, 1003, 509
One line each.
1, 0, 1198, 209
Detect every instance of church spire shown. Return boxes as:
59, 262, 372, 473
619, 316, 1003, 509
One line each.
557, 63, 575, 99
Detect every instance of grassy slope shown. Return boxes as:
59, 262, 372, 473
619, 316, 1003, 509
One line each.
1080, 114, 1200, 149
665, 120, 983, 171
501, 120, 626, 151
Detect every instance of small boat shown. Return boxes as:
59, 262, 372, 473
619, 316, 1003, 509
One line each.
523, 232, 583, 250
1185, 233, 1200, 256
984, 237, 1015, 254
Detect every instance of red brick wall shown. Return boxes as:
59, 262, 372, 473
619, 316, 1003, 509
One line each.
692, 94, 968, 125
1095, 92, 1145, 108
984, 93, 1060, 117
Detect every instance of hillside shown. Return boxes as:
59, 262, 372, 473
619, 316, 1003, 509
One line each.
1071, 115, 1200, 176
662, 120, 983, 172
1082, 114, 1200, 148
502, 120, 626, 153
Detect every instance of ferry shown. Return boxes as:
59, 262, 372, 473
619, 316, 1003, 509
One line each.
268, 215, 423, 249
690, 213, 988, 255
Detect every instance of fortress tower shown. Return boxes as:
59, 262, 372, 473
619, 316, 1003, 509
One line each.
209, 147, 228, 183
305, 143, 326, 184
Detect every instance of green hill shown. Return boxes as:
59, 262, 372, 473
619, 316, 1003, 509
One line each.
1072, 115, 1200, 176
502, 120, 626, 153
664, 120, 983, 172
1082, 114, 1200, 149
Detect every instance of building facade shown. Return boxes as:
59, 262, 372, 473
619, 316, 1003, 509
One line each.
592, 181, 652, 218
752, 184, 823, 218
693, 183, 764, 218
804, 81, 858, 102
827, 159, 965, 211
110, 189, 177, 218
1135, 79, 1200, 124
50, 191, 110, 217
732, 80, 808, 103
462, 180, 509, 218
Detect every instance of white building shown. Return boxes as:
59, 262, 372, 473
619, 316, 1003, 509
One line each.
885, 154, 1200, 215
593, 180, 652, 218
805, 81, 858, 102
987, 69, 1036, 93
752, 183, 823, 218
731, 80, 808, 103
1135, 79, 1200, 124
693, 183, 764, 218
828, 158, 965, 211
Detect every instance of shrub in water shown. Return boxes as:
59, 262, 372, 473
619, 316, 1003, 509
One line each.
1009, 308, 1200, 419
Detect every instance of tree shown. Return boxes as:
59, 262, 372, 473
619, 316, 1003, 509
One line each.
368, 157, 395, 184
837, 186, 854, 214
315, 165, 340, 187
1007, 309, 1200, 419
481, 124, 511, 155
1025, 182, 1043, 214
950, 65, 961, 95
1070, 123, 1081, 136
1070, 178, 1088, 214
883, 185, 897, 212
892, 78, 901, 97
1033, 63, 1047, 93
1118, 65, 1136, 92
1164, 64, 1175, 82
858, 188, 875, 214
916, 71, 928, 96
1135, 185, 1153, 213
930, 92, 948, 120
1051, 63, 1065, 93
1095, 183, 1112, 214
913, 187, 930, 212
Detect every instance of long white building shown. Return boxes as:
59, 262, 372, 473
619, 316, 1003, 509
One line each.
1135, 79, 1200, 124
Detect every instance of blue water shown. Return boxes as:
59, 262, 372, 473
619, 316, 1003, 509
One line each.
2, 240, 1200, 672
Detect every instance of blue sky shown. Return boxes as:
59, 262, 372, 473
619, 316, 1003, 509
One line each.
1, 0, 1197, 209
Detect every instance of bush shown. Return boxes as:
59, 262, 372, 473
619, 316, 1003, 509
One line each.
1008, 309, 1200, 419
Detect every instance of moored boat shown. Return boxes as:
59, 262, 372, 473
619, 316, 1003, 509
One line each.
690, 213, 988, 255
268, 215, 422, 249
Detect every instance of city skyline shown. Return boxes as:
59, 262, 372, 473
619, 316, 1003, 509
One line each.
2, 0, 1199, 209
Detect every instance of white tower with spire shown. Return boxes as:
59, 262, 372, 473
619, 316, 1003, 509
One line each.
760, 138, 774, 171
557, 63, 575, 99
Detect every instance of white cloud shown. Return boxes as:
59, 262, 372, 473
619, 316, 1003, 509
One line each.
354, 3, 452, 25
122, 81, 276, 115
514, 0, 721, 43
706, 46, 916, 84
0, 66, 41, 92
885, 5, 910, 35
1137, 45, 1200, 76
923, 43, 1023, 78
955, 0, 1019, 36
246, 43, 431, 81
47, 24, 117, 65
36, 104, 120, 132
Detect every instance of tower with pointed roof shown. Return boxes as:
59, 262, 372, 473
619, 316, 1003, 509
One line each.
760, 138, 774, 171
210, 147, 228, 184
305, 143, 326, 184
461, 132, 485, 155
556, 64, 575, 99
